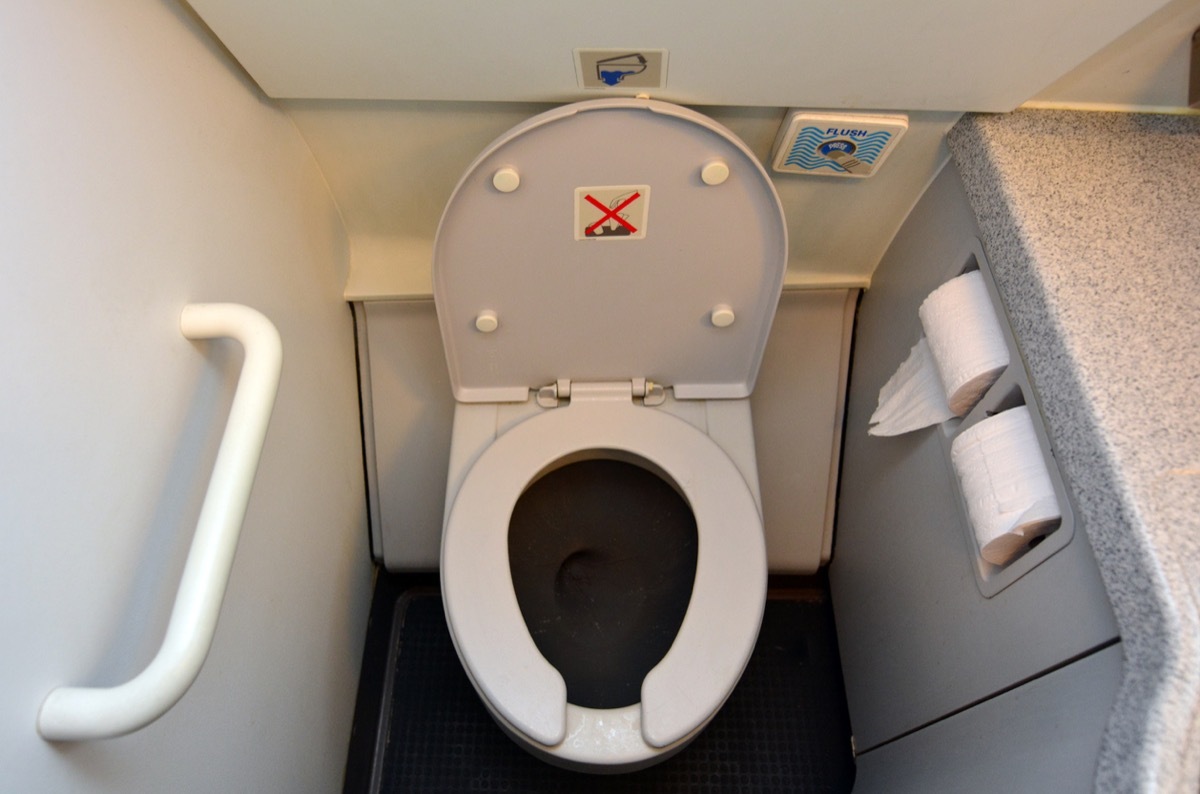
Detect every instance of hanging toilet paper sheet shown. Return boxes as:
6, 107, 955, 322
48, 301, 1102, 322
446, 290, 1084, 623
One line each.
866, 337, 956, 436
869, 270, 1010, 436
950, 405, 1061, 566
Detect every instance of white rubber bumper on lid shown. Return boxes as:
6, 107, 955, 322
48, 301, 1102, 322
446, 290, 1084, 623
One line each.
441, 393, 767, 753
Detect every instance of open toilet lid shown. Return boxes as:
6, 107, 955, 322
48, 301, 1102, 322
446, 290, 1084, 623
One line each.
433, 99, 787, 403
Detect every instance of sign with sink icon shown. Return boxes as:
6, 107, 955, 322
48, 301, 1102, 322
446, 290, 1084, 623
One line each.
575, 49, 668, 90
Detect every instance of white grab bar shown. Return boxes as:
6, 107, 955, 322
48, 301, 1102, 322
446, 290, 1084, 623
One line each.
37, 303, 283, 741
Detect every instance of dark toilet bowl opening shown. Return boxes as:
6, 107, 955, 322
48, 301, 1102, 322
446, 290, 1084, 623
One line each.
508, 452, 699, 710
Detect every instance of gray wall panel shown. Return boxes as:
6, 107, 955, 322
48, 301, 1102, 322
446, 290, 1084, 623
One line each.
830, 162, 1118, 750
853, 644, 1124, 794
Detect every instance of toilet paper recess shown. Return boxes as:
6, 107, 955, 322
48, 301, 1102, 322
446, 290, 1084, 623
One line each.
951, 406, 1062, 566
869, 270, 1010, 437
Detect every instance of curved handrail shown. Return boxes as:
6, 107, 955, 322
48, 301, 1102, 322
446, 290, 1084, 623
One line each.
37, 303, 283, 741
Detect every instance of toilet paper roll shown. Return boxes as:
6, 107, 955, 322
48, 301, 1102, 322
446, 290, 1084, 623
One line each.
869, 271, 1010, 437
919, 271, 1010, 416
950, 405, 1061, 566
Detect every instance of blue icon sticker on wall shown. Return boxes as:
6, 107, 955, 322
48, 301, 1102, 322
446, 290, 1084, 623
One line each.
597, 53, 648, 86
770, 112, 908, 179
575, 49, 668, 91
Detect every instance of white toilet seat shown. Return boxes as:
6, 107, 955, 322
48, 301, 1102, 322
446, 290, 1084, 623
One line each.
441, 389, 767, 762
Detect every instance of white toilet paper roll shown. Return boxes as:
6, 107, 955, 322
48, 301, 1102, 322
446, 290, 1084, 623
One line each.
950, 405, 1061, 566
869, 271, 1011, 437
919, 271, 1010, 416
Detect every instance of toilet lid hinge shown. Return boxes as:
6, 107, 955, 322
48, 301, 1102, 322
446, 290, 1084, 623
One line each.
535, 379, 572, 408
634, 378, 667, 407
537, 378, 667, 408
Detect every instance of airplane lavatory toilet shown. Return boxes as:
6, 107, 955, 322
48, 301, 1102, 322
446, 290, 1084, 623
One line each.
435, 98, 786, 772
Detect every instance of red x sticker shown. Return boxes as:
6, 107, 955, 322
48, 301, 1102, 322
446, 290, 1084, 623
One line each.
575, 185, 650, 240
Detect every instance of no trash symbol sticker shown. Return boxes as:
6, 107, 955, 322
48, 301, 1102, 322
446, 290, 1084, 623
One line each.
575, 185, 650, 240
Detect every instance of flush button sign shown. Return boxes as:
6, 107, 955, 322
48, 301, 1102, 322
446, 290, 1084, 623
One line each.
575, 185, 650, 241
770, 111, 909, 179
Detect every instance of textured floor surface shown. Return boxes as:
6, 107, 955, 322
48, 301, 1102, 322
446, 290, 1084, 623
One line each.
349, 582, 855, 793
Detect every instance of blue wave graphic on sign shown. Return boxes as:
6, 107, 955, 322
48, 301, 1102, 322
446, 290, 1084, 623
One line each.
784, 126, 894, 171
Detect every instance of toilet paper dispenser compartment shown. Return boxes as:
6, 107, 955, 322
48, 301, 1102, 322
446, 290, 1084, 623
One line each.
938, 239, 1075, 598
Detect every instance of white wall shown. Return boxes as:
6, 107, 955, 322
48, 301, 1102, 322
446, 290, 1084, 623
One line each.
0, 2, 372, 791
181, 0, 1187, 297
186, 0, 1172, 110
1030, 0, 1200, 110
293, 101, 960, 297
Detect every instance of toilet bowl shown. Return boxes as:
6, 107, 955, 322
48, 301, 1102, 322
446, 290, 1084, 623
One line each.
434, 98, 787, 771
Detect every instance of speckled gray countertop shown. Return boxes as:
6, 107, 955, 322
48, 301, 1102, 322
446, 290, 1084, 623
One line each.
948, 111, 1200, 793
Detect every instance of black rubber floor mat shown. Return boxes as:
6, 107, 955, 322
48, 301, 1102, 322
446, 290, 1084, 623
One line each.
370, 591, 855, 793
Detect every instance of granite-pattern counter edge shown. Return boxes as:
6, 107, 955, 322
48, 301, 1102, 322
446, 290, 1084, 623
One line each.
948, 111, 1200, 794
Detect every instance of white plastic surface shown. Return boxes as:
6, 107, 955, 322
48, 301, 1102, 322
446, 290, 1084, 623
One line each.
433, 98, 787, 402
37, 304, 282, 741
441, 387, 767, 763
185, 0, 1174, 111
